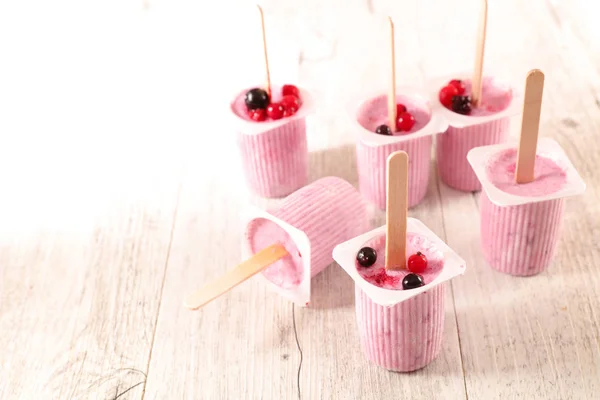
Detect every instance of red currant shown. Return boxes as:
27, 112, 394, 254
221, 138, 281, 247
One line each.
267, 103, 284, 120
281, 95, 300, 117
439, 85, 459, 108
249, 108, 266, 122
407, 251, 428, 273
448, 79, 466, 95
396, 104, 407, 114
396, 111, 415, 132
282, 84, 300, 99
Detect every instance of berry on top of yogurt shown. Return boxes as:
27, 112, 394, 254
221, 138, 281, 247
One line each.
244, 85, 303, 122
439, 85, 459, 108
357, 247, 377, 267
407, 251, 428, 273
396, 112, 416, 132
451, 95, 472, 115
402, 273, 424, 290
396, 103, 407, 114
375, 124, 393, 136
282, 84, 300, 98
448, 79, 466, 95
266, 103, 284, 120
245, 88, 270, 110
439, 80, 473, 115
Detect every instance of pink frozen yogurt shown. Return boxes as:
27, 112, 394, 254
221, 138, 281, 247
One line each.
231, 85, 309, 198
468, 139, 585, 277
485, 148, 567, 196
333, 218, 466, 372
355, 93, 440, 209
245, 176, 368, 303
354, 233, 446, 372
437, 76, 514, 192
356, 233, 444, 289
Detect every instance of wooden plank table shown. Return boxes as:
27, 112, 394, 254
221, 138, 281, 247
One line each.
1, 0, 599, 398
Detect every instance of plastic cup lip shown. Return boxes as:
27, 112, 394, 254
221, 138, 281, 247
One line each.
229, 84, 315, 136
467, 137, 587, 207
427, 72, 522, 128
332, 218, 466, 307
242, 205, 312, 307
347, 86, 449, 147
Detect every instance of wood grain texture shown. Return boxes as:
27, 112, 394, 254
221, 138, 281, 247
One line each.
1, 0, 600, 399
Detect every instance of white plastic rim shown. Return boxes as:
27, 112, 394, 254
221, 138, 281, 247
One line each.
467, 137, 587, 207
427, 72, 522, 129
332, 218, 466, 307
229, 85, 315, 136
347, 86, 449, 147
242, 206, 312, 307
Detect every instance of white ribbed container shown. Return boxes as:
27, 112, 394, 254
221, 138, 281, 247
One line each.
437, 117, 509, 192
237, 118, 308, 198
357, 135, 432, 210
480, 193, 565, 276
355, 283, 445, 372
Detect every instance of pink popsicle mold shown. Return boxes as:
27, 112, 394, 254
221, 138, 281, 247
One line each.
243, 176, 368, 306
348, 87, 448, 209
468, 138, 586, 276
333, 218, 465, 371
230, 85, 315, 198
428, 73, 522, 192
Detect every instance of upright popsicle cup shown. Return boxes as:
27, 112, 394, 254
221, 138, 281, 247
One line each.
229, 85, 315, 198
429, 74, 521, 192
350, 87, 447, 209
468, 138, 586, 276
332, 219, 466, 371
244, 176, 368, 305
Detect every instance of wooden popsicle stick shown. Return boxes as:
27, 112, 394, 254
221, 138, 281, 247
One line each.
385, 151, 408, 271
257, 5, 272, 98
471, 0, 488, 107
183, 243, 288, 310
515, 69, 545, 184
387, 16, 397, 131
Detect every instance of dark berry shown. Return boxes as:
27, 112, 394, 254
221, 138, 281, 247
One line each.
439, 85, 459, 108
407, 251, 428, 273
396, 104, 407, 114
402, 273, 424, 290
451, 95, 472, 115
357, 247, 377, 267
245, 88, 270, 111
281, 95, 300, 117
282, 84, 300, 99
375, 124, 392, 135
448, 79, 466, 95
249, 108, 267, 122
396, 112, 416, 132
267, 103, 284, 120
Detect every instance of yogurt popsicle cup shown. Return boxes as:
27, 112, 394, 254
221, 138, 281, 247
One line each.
183, 176, 368, 310
468, 138, 585, 276
352, 88, 447, 209
244, 176, 368, 305
430, 74, 521, 192
230, 85, 314, 198
332, 219, 466, 371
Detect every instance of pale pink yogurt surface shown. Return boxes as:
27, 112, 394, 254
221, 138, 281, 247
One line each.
355, 232, 444, 290
246, 218, 303, 289
445, 77, 513, 117
356, 94, 431, 135
485, 148, 567, 197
